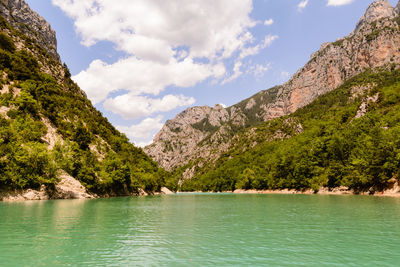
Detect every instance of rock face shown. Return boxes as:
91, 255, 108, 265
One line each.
0, 0, 59, 60
0, 173, 95, 201
145, 0, 400, 177
53, 172, 95, 199
354, 0, 396, 32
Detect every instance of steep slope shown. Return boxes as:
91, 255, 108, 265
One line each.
181, 69, 400, 194
0, 0, 169, 200
145, 0, 400, 178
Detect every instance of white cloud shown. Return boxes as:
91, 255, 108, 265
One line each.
264, 19, 274, 26
327, 0, 355, 6
239, 34, 278, 59
73, 57, 220, 104
280, 71, 290, 82
298, 0, 309, 11
247, 63, 271, 77
104, 94, 195, 119
219, 103, 227, 108
263, 35, 278, 47
222, 61, 243, 84
117, 116, 164, 147
51, 0, 277, 144
53, 0, 256, 60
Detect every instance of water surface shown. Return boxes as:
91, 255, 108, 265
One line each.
1, 193, 400, 266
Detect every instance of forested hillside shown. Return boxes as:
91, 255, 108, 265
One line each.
146, 0, 400, 184
179, 69, 400, 193
0, 10, 170, 198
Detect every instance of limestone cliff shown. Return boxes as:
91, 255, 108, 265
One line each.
145, 0, 400, 177
0, 0, 59, 61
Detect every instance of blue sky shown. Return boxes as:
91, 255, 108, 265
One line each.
25, 0, 398, 146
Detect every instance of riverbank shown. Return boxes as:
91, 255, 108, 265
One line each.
0, 172, 175, 202
230, 184, 400, 197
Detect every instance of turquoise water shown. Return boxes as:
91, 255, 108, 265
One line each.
1, 194, 400, 266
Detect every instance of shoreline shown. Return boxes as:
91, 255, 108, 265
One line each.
178, 184, 400, 197
0, 186, 174, 202
227, 186, 400, 197
3, 185, 400, 202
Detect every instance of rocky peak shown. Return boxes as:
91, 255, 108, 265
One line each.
145, 0, 400, 174
354, 0, 396, 33
0, 0, 59, 61
396, 1, 400, 13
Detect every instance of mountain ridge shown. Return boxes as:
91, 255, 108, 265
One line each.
145, 0, 400, 180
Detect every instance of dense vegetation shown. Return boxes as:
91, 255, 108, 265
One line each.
180, 69, 400, 193
0, 17, 170, 195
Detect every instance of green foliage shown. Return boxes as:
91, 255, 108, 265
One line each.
0, 46, 39, 80
181, 70, 400, 193
0, 33, 15, 52
0, 21, 170, 195
365, 30, 381, 42
0, 115, 57, 190
332, 39, 344, 47
192, 118, 219, 133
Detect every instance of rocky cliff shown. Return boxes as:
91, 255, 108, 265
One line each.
0, 0, 59, 61
145, 0, 400, 177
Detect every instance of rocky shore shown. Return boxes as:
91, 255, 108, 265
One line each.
231, 183, 400, 197
0, 172, 175, 202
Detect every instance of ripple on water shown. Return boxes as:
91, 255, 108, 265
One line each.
1, 194, 400, 266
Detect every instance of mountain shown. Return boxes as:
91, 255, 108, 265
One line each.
182, 68, 400, 194
0, 0, 58, 61
145, 0, 400, 183
0, 0, 171, 201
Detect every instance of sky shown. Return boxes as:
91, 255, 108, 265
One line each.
25, 0, 398, 147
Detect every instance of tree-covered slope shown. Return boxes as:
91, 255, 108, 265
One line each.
0, 13, 170, 197
179, 69, 400, 193
145, 0, 400, 181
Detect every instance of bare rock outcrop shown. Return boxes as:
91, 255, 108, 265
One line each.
354, 0, 396, 33
53, 172, 95, 199
0, 0, 59, 60
160, 187, 174, 195
0, 172, 95, 201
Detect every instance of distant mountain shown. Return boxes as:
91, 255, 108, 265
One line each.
145, 0, 400, 187
0, 0, 170, 201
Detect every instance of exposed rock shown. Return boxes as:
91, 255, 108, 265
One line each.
354, 93, 380, 119
53, 172, 95, 199
22, 187, 49, 200
350, 83, 376, 99
0, 0, 59, 61
0, 173, 95, 201
354, 0, 396, 33
138, 188, 148, 196
160, 187, 174, 195
146, 0, 400, 179
245, 98, 256, 110
0, 106, 10, 118
209, 104, 229, 127
1, 186, 49, 201
381, 178, 400, 195
1, 84, 8, 94
41, 117, 63, 149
